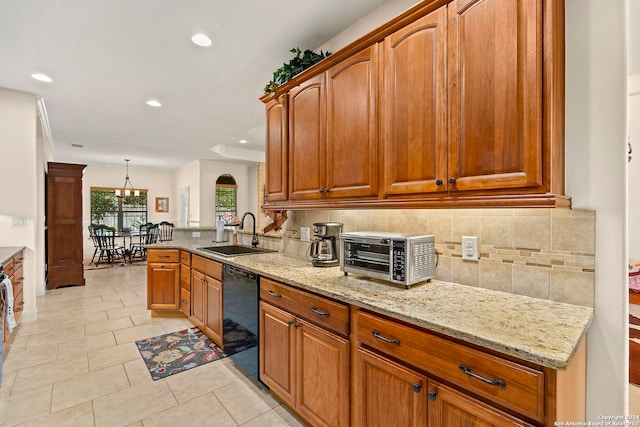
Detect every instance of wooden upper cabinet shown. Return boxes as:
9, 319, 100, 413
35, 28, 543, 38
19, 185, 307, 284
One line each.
265, 95, 288, 202
448, 0, 543, 191
288, 74, 326, 200
381, 7, 447, 197
326, 45, 379, 199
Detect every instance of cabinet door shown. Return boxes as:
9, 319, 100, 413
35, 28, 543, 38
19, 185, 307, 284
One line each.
191, 270, 205, 328
265, 95, 288, 202
204, 275, 223, 347
353, 347, 427, 427
381, 7, 447, 197
428, 380, 533, 426
147, 263, 180, 311
180, 287, 191, 317
325, 45, 378, 199
296, 319, 350, 427
288, 74, 326, 200
448, 0, 542, 191
260, 302, 297, 406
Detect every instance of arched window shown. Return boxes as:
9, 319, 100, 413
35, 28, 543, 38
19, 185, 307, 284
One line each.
216, 174, 237, 224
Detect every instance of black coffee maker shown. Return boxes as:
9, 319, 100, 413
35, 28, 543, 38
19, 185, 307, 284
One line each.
308, 222, 343, 267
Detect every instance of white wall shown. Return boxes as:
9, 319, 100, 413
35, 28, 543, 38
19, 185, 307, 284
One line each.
175, 160, 200, 227
82, 164, 175, 259
0, 87, 39, 319
565, 0, 628, 417
629, 74, 640, 258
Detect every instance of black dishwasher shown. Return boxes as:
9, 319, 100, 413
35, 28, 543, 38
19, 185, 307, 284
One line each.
223, 264, 259, 380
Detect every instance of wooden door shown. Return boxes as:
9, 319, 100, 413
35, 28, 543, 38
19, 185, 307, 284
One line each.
191, 270, 205, 328
427, 380, 533, 426
296, 319, 350, 427
204, 275, 223, 347
259, 302, 296, 406
265, 95, 288, 202
147, 263, 180, 311
448, 0, 543, 191
381, 7, 447, 197
325, 45, 378, 199
288, 74, 326, 200
353, 347, 427, 427
46, 162, 86, 289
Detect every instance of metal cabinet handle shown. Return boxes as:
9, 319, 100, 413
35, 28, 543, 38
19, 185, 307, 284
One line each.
324, 188, 330, 193
372, 330, 400, 345
319, 189, 325, 193
311, 307, 329, 317
267, 290, 281, 298
158, 254, 170, 258
459, 365, 506, 388
448, 177, 456, 184
435, 179, 443, 186
412, 384, 421, 393
428, 391, 437, 401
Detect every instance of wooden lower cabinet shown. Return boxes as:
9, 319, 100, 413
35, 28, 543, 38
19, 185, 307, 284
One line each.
353, 347, 427, 427
259, 301, 350, 427
180, 287, 190, 317
428, 380, 534, 427
146, 249, 181, 315
190, 256, 224, 347
204, 277, 223, 346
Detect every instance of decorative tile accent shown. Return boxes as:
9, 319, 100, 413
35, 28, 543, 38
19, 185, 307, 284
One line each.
284, 208, 595, 307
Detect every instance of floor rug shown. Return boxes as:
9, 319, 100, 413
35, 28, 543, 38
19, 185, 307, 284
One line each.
135, 320, 257, 381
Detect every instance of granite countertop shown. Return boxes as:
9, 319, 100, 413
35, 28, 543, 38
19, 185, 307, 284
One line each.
149, 241, 594, 370
0, 247, 25, 267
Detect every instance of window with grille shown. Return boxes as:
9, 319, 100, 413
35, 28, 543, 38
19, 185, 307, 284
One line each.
90, 188, 148, 231
215, 174, 237, 224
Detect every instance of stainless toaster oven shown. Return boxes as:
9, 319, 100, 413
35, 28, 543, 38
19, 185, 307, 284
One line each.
340, 232, 435, 288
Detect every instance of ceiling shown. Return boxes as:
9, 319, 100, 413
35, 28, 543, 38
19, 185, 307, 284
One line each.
1, 1, 639, 172
0, 0, 389, 170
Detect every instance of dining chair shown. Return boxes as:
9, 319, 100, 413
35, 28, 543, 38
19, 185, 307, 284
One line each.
88, 224, 100, 265
158, 221, 174, 242
147, 223, 160, 245
94, 224, 127, 266
130, 222, 153, 262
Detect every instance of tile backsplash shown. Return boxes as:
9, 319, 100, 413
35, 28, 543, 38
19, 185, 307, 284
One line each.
280, 208, 595, 308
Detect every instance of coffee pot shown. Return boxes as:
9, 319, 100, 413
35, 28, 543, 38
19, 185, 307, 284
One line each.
307, 222, 343, 267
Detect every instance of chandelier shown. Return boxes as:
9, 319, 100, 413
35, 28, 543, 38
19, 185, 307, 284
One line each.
115, 159, 139, 198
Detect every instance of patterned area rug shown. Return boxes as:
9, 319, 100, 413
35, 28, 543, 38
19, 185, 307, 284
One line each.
135, 320, 257, 381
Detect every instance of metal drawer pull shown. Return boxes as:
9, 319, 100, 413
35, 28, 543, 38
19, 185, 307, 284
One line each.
158, 255, 170, 258
459, 365, 506, 388
372, 330, 400, 345
267, 290, 281, 298
311, 307, 329, 317
428, 391, 437, 401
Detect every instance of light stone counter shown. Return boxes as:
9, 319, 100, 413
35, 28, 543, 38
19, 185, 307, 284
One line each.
0, 247, 25, 267
149, 240, 593, 370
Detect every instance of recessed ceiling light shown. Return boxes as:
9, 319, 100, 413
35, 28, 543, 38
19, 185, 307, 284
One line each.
146, 100, 162, 107
191, 33, 212, 47
31, 73, 53, 82
239, 139, 248, 144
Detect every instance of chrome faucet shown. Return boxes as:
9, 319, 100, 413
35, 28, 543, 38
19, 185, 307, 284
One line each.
239, 212, 259, 248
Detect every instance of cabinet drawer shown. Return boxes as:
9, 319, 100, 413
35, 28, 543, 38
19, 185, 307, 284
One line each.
180, 251, 191, 266
180, 265, 191, 291
147, 249, 180, 263
355, 310, 544, 422
13, 289, 24, 319
192, 255, 222, 280
3, 258, 14, 276
13, 252, 24, 270
260, 278, 349, 336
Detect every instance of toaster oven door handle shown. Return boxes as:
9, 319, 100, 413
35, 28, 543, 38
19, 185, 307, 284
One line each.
372, 330, 400, 345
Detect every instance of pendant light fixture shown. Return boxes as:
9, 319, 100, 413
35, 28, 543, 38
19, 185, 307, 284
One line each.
115, 159, 139, 198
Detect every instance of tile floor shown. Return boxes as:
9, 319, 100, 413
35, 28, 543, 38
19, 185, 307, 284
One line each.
0, 265, 306, 427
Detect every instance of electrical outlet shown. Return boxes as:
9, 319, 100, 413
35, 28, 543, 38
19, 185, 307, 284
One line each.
192, 231, 201, 238
462, 236, 479, 261
300, 227, 311, 242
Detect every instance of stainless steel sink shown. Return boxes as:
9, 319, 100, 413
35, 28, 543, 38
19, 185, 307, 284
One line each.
198, 245, 276, 257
